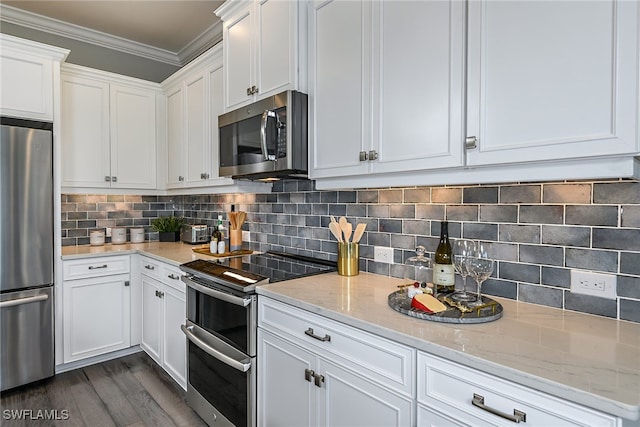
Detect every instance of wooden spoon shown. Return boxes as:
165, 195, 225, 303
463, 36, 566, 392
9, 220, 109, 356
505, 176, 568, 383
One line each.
352, 223, 366, 243
329, 222, 343, 242
343, 222, 353, 242
237, 211, 246, 228
338, 217, 350, 241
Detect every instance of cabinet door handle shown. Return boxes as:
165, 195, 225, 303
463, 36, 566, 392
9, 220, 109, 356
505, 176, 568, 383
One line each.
88, 264, 108, 270
155, 290, 159, 297
313, 373, 324, 388
104, 176, 111, 182
144, 265, 155, 270
124, 281, 130, 287
359, 151, 368, 161
178, 176, 184, 182
368, 150, 378, 161
304, 368, 314, 382
168, 274, 180, 280
247, 87, 252, 96
112, 176, 117, 182
465, 135, 478, 149
472, 393, 526, 423
305, 327, 331, 342
159, 291, 164, 298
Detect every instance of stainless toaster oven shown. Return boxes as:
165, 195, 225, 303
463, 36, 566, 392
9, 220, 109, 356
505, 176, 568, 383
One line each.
180, 224, 209, 244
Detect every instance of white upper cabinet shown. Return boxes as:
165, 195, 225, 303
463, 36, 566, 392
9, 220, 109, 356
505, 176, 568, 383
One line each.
216, 0, 305, 111
309, 0, 640, 189
309, 0, 466, 180
0, 34, 69, 121
465, 0, 640, 166
61, 64, 159, 190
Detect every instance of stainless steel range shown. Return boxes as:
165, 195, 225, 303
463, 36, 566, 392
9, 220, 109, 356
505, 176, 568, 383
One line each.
179, 251, 336, 427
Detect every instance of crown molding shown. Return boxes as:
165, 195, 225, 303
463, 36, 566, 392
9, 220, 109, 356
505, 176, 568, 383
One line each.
0, 4, 220, 67
177, 19, 223, 65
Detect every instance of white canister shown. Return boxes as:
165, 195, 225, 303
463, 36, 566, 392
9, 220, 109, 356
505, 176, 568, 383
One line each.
130, 227, 145, 243
90, 230, 105, 246
111, 227, 127, 244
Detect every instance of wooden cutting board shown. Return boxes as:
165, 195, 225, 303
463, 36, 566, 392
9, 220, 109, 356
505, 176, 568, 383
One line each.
192, 247, 253, 258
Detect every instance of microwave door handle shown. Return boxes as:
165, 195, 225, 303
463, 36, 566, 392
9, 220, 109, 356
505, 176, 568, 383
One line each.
260, 110, 277, 161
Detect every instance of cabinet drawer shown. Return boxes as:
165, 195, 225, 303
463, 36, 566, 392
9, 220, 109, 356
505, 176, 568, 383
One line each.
258, 297, 414, 396
162, 264, 185, 292
63, 255, 130, 280
417, 352, 617, 427
139, 256, 162, 280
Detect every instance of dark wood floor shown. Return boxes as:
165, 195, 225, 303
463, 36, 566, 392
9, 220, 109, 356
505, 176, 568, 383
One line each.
0, 351, 207, 427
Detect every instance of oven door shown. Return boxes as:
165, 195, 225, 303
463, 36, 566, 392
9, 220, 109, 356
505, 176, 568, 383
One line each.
182, 320, 256, 427
184, 276, 257, 356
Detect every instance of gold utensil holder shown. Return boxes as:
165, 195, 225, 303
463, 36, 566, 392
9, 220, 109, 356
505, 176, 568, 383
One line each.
230, 228, 243, 251
338, 242, 359, 276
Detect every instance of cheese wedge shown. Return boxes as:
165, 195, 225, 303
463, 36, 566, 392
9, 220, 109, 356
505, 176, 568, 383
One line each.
411, 293, 447, 314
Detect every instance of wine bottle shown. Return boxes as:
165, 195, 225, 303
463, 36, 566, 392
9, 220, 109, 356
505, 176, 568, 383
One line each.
433, 221, 455, 294
210, 225, 221, 254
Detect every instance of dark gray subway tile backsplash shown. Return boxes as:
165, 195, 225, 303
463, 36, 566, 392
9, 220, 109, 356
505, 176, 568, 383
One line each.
61, 179, 640, 324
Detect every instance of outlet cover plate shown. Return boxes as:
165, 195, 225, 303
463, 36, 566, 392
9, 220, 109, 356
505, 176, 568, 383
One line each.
570, 270, 617, 300
374, 246, 394, 264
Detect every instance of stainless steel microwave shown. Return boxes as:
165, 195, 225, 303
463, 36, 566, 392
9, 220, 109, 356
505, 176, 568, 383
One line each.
218, 90, 308, 180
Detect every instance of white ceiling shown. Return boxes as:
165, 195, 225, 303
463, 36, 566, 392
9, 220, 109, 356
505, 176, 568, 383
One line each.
1, 1, 225, 66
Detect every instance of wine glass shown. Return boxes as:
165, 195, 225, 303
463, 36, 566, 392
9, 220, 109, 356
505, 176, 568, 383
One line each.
467, 242, 494, 306
451, 239, 476, 302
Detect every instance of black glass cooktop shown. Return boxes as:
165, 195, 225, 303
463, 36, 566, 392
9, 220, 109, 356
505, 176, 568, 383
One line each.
180, 250, 337, 293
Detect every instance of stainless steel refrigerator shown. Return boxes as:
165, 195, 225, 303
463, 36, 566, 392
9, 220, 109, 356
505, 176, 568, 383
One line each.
0, 117, 55, 391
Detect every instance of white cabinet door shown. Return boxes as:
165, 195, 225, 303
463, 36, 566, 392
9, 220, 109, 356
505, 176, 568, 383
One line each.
0, 35, 67, 121
417, 405, 467, 427
208, 62, 229, 185
258, 329, 316, 427
224, 6, 254, 110
61, 66, 160, 190
162, 282, 186, 389
371, 0, 465, 174
61, 74, 111, 188
141, 275, 163, 364
310, 0, 465, 179
165, 84, 185, 187
109, 84, 157, 189
219, 0, 302, 111
63, 273, 131, 363
256, 0, 297, 99
466, 0, 639, 166
318, 358, 413, 427
184, 71, 209, 185
309, 0, 370, 178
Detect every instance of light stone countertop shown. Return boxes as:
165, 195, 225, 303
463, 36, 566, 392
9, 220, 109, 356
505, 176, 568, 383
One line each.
256, 272, 640, 421
61, 241, 219, 265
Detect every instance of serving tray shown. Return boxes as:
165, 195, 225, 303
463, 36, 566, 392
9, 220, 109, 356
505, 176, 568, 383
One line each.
192, 247, 253, 258
388, 290, 503, 324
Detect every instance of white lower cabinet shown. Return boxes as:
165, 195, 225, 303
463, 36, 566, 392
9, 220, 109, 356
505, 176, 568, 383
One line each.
258, 297, 414, 427
417, 352, 619, 427
139, 256, 187, 389
62, 256, 131, 363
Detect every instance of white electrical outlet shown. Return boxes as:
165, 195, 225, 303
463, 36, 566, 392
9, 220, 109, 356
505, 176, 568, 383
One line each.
105, 227, 112, 237
374, 246, 394, 264
570, 270, 617, 299
242, 230, 250, 242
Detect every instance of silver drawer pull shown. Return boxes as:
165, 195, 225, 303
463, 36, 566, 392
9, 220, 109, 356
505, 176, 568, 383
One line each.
88, 264, 107, 270
305, 327, 331, 342
144, 265, 155, 270
472, 393, 526, 423
168, 274, 180, 280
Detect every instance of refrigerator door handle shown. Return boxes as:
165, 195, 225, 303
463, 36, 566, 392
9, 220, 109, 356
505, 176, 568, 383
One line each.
0, 294, 48, 308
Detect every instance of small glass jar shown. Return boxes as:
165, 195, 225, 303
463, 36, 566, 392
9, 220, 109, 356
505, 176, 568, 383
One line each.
404, 246, 433, 294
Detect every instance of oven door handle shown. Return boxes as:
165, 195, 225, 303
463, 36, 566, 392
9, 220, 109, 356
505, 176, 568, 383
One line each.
184, 277, 252, 307
181, 324, 251, 373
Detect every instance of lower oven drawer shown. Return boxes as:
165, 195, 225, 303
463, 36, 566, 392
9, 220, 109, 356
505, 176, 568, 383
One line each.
183, 320, 255, 427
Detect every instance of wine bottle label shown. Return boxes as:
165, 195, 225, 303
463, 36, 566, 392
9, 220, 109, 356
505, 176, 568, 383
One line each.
433, 263, 455, 286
